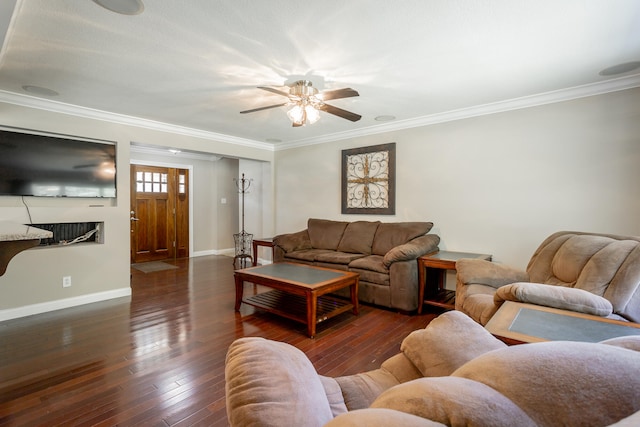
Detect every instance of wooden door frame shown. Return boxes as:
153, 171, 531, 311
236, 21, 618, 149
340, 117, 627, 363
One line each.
130, 160, 193, 260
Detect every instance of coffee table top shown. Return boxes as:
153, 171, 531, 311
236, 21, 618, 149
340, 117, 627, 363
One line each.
486, 301, 640, 343
235, 263, 357, 287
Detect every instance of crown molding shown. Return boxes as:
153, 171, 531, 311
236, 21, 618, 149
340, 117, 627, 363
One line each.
276, 73, 640, 150
0, 89, 274, 151
1, 73, 639, 153
130, 143, 221, 161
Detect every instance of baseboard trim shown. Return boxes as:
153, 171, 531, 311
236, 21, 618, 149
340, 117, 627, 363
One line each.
0, 287, 132, 322
192, 248, 234, 257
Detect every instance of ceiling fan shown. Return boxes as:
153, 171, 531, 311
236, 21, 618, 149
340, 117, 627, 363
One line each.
240, 80, 361, 127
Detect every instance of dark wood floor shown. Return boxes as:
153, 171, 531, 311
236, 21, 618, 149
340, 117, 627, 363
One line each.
0, 256, 438, 426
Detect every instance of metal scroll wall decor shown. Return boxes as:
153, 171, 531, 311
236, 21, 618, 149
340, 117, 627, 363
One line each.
341, 143, 396, 214
233, 173, 253, 268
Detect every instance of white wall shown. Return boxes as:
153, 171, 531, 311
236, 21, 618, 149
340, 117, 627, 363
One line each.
274, 88, 640, 272
0, 102, 273, 319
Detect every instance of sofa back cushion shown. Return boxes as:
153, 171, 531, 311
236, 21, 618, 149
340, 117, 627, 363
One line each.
451, 341, 640, 427
372, 222, 433, 256
308, 218, 349, 250
337, 221, 381, 254
527, 231, 640, 322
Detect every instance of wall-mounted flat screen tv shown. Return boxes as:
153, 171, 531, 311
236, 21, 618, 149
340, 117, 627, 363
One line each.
0, 129, 116, 198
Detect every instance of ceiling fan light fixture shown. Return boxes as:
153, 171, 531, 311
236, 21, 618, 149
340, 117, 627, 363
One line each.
305, 105, 320, 124
287, 104, 304, 124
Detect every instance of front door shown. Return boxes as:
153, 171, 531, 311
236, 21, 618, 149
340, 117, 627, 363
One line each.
130, 164, 189, 263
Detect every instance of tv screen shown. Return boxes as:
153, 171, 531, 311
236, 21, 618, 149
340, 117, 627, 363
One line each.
0, 129, 116, 198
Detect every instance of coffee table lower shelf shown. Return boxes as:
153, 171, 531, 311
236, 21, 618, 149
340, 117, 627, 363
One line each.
243, 289, 354, 328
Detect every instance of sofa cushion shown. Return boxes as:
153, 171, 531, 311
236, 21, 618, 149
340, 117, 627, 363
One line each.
319, 376, 348, 417
494, 282, 614, 317
308, 218, 349, 250
326, 408, 446, 427
452, 341, 640, 427
349, 269, 390, 286
315, 251, 367, 265
400, 310, 505, 377
225, 337, 334, 427
372, 222, 433, 256
285, 248, 335, 262
334, 368, 401, 411
371, 377, 537, 427
349, 255, 388, 274
337, 221, 381, 255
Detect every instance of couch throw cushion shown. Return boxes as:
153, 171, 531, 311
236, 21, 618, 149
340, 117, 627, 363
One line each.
337, 221, 380, 255
400, 310, 505, 377
308, 218, 349, 250
494, 282, 613, 317
371, 222, 433, 256
225, 337, 334, 427
370, 377, 537, 427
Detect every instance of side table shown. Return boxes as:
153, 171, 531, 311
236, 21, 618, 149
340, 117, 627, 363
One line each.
252, 237, 275, 266
418, 250, 492, 313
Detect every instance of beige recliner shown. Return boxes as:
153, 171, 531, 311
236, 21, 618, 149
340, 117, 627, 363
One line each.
455, 231, 640, 325
224, 310, 640, 426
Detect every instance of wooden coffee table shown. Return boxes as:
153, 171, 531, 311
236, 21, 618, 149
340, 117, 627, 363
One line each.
234, 263, 359, 337
486, 301, 640, 345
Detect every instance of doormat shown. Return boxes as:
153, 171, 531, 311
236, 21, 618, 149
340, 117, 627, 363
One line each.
131, 261, 179, 273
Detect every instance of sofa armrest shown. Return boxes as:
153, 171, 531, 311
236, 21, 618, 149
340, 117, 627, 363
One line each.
225, 337, 334, 427
456, 258, 529, 289
273, 229, 312, 253
494, 282, 614, 317
382, 234, 440, 267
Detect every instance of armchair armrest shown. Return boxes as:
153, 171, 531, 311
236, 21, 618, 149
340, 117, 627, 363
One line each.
225, 337, 334, 426
382, 234, 440, 267
456, 259, 529, 289
494, 282, 613, 317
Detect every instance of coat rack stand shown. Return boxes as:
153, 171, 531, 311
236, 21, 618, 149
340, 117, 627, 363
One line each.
233, 173, 253, 268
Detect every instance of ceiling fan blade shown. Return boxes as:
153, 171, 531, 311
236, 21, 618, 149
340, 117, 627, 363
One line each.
292, 121, 304, 128
257, 86, 291, 97
240, 103, 288, 114
318, 88, 359, 101
319, 103, 362, 122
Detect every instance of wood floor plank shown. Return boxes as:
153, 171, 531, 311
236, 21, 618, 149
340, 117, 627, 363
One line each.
0, 255, 438, 426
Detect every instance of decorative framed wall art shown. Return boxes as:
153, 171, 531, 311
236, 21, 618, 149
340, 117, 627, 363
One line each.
341, 142, 396, 215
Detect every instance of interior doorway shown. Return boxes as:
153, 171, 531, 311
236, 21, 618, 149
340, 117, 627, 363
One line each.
130, 164, 189, 263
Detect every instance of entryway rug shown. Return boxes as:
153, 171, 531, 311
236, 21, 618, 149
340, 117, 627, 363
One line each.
131, 261, 179, 273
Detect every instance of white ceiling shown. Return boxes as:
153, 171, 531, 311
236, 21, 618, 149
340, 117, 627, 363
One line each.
1, 0, 639, 150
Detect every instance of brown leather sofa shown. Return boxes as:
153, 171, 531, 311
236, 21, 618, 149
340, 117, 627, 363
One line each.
456, 230, 640, 325
273, 218, 440, 312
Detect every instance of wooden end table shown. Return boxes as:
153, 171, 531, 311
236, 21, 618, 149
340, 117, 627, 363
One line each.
252, 237, 275, 266
418, 250, 492, 313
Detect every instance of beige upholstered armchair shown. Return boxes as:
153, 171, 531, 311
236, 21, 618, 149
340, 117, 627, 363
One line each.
455, 231, 640, 325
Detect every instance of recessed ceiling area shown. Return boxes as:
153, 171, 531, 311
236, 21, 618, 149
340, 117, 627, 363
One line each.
0, 0, 639, 148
